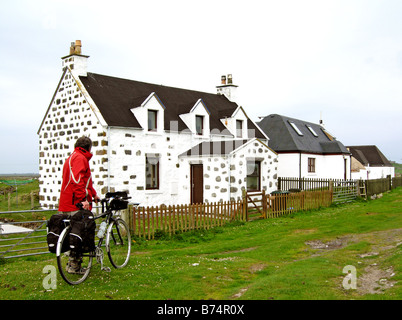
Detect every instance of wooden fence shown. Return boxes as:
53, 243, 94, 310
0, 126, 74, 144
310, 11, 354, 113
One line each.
277, 176, 359, 192
131, 200, 244, 239
244, 189, 333, 219
392, 176, 402, 189
267, 190, 333, 218
278, 175, 402, 200
278, 177, 359, 203
277, 177, 332, 191
130, 176, 402, 240
365, 175, 402, 197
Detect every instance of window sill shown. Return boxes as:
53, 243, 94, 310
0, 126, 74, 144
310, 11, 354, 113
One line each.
145, 189, 163, 194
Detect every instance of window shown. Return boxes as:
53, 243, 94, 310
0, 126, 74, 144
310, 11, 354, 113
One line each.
148, 110, 157, 131
247, 161, 261, 191
289, 121, 303, 136
196, 115, 204, 135
306, 125, 318, 137
146, 156, 159, 189
308, 157, 315, 173
236, 120, 243, 138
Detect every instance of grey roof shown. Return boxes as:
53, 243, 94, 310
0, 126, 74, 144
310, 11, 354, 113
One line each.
257, 114, 350, 155
79, 72, 266, 138
346, 145, 392, 167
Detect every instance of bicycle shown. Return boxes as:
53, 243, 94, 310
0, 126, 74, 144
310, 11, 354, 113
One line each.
56, 191, 135, 285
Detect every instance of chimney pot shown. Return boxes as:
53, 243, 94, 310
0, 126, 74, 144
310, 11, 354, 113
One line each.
69, 42, 75, 55
227, 74, 233, 84
74, 40, 82, 54
221, 75, 226, 85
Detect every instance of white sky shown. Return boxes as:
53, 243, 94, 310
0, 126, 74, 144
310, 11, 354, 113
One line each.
1, 0, 401, 173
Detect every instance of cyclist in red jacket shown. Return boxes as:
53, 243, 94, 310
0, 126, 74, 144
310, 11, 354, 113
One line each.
58, 136, 100, 274
59, 136, 100, 212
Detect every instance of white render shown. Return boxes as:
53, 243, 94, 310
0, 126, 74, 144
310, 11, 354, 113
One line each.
276, 152, 351, 180
351, 165, 395, 180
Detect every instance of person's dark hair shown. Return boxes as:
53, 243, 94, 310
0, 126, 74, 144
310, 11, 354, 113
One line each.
75, 136, 92, 151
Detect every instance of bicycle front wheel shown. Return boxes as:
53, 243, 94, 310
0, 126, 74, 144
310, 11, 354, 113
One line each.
57, 226, 93, 285
106, 218, 131, 268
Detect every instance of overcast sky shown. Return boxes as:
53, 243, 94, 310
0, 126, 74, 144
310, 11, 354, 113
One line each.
1, 0, 401, 173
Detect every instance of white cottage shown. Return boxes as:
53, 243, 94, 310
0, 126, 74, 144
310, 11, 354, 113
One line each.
347, 145, 395, 180
257, 114, 351, 180
38, 41, 278, 208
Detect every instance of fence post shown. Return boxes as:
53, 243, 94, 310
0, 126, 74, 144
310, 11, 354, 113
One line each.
242, 189, 248, 221
329, 180, 333, 193
278, 177, 282, 191
262, 189, 267, 218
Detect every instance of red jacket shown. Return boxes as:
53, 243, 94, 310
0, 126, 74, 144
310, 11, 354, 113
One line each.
59, 147, 97, 212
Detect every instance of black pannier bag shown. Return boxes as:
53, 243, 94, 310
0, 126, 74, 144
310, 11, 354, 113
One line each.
69, 210, 96, 253
47, 214, 69, 253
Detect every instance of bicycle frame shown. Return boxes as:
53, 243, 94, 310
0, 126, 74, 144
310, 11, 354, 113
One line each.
56, 192, 133, 284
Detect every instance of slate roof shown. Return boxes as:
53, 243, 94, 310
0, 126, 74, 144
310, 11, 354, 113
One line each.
79, 72, 265, 138
257, 114, 350, 154
346, 145, 392, 167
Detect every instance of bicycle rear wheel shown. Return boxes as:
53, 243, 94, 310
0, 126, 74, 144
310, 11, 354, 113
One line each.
106, 218, 131, 268
57, 226, 93, 285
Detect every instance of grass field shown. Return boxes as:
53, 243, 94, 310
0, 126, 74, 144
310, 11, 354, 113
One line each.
0, 178, 40, 213
0, 187, 401, 301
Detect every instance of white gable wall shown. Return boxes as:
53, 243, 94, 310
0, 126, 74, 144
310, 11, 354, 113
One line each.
38, 69, 106, 208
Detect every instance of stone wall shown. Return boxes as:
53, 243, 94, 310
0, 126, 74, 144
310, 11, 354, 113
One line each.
38, 70, 104, 208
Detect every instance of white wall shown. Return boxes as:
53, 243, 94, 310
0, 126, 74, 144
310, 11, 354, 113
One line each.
351, 166, 395, 180
277, 153, 351, 179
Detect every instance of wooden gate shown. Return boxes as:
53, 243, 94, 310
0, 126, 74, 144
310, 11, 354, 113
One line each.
243, 190, 267, 219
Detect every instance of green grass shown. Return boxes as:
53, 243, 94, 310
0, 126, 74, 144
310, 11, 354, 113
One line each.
0, 188, 401, 300
0, 178, 40, 213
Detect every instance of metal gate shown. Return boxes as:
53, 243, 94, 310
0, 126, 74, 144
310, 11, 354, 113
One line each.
332, 180, 359, 203
0, 209, 58, 259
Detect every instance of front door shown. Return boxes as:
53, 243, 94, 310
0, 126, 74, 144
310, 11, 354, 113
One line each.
191, 164, 203, 204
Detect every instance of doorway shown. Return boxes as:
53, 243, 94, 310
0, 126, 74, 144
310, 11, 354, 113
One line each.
191, 164, 203, 204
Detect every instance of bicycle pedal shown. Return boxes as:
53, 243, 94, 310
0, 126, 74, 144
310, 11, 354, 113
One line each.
102, 267, 111, 272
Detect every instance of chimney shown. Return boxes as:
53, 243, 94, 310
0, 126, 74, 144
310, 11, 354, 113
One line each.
62, 40, 89, 77
216, 74, 238, 102
74, 40, 82, 54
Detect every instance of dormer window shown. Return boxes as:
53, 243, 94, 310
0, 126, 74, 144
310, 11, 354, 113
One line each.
236, 120, 243, 138
148, 110, 158, 131
179, 99, 210, 136
196, 115, 204, 135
